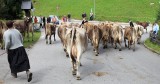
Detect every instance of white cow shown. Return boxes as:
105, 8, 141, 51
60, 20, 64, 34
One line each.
65, 27, 88, 80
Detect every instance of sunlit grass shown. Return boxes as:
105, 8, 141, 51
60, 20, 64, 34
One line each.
33, 0, 159, 22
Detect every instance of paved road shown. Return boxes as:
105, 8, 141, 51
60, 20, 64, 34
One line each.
0, 21, 160, 84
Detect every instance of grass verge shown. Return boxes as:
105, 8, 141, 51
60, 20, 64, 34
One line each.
23, 31, 41, 48
144, 38, 160, 55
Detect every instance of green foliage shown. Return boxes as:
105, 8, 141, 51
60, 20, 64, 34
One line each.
0, 0, 23, 20
33, 0, 159, 22
145, 38, 160, 54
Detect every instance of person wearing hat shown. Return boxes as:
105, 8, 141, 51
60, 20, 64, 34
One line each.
3, 20, 32, 82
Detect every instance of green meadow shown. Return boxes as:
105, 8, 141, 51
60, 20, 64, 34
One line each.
33, 0, 159, 22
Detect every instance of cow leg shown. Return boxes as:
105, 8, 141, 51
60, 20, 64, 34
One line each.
45, 34, 48, 44
114, 41, 117, 49
76, 55, 81, 80
128, 40, 131, 49
133, 41, 135, 51
146, 28, 147, 33
27, 30, 29, 42
118, 40, 122, 51
70, 56, 76, 76
49, 35, 52, 44
124, 38, 127, 47
95, 46, 99, 56
32, 31, 34, 41
54, 33, 56, 41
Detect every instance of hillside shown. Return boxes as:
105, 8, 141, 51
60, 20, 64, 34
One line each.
32, 0, 159, 22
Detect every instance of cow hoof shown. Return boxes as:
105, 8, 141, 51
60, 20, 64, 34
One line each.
119, 49, 122, 51
66, 55, 69, 58
103, 46, 105, 49
125, 45, 127, 47
80, 63, 82, 66
137, 42, 140, 44
72, 71, 76, 75
133, 49, 135, 52
54, 39, 56, 41
95, 54, 98, 56
64, 49, 66, 52
76, 76, 81, 80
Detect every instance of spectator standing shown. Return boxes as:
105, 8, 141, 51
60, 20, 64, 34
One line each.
43, 16, 46, 28
67, 13, 71, 22
90, 12, 94, 21
129, 20, 134, 27
153, 22, 159, 35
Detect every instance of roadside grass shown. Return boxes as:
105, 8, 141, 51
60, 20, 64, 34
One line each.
144, 38, 160, 54
23, 31, 41, 48
33, 0, 159, 22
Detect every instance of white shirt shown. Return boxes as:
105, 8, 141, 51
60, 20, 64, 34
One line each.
3, 28, 23, 50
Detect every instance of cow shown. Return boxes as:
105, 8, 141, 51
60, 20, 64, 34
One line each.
13, 17, 33, 41
99, 23, 112, 49
111, 24, 123, 51
0, 21, 7, 49
57, 24, 68, 57
65, 27, 88, 80
83, 22, 94, 45
134, 25, 144, 44
136, 21, 149, 33
124, 26, 137, 51
45, 23, 56, 44
91, 25, 102, 56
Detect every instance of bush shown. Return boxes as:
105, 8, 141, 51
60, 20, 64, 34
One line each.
0, 0, 23, 20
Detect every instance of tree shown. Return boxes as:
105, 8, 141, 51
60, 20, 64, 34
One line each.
0, 0, 23, 20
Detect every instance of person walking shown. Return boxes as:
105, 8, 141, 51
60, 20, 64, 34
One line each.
129, 20, 134, 27
3, 21, 32, 82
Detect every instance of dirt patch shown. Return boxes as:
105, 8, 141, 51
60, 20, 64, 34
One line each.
0, 80, 4, 84
93, 72, 108, 77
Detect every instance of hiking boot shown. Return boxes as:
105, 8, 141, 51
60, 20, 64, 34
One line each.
11, 73, 17, 78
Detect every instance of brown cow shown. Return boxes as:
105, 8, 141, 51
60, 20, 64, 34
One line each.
136, 21, 149, 33
134, 25, 144, 44
45, 23, 56, 44
111, 24, 123, 51
66, 27, 88, 80
124, 26, 137, 51
57, 24, 68, 57
99, 23, 112, 49
0, 21, 7, 49
92, 25, 102, 56
13, 17, 33, 41
83, 22, 94, 45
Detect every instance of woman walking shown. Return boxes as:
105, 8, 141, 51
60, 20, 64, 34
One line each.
3, 20, 32, 82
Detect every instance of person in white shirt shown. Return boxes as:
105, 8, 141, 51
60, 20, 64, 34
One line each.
3, 20, 32, 82
153, 22, 159, 35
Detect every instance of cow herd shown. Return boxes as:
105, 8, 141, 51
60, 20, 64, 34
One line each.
56, 21, 145, 80
0, 18, 146, 80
